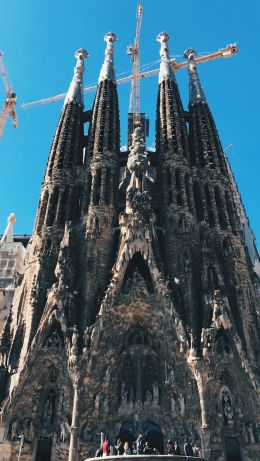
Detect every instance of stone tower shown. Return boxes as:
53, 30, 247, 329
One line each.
0, 30, 259, 461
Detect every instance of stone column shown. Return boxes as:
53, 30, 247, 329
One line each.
192, 358, 211, 460
68, 372, 80, 461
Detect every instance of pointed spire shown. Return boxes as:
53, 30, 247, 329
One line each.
184, 48, 207, 105
156, 32, 175, 84
0, 213, 16, 244
63, 48, 88, 107
98, 32, 117, 83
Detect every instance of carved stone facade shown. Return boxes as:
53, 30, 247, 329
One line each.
0, 32, 259, 461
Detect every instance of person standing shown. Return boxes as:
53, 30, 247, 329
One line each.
173, 441, 181, 455
135, 434, 144, 454
166, 440, 174, 455
183, 440, 194, 456
123, 442, 131, 455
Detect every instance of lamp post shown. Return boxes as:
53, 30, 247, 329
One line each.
17, 434, 25, 461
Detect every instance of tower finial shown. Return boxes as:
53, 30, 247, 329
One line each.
156, 32, 175, 84
0, 213, 16, 244
64, 48, 88, 107
184, 48, 207, 105
98, 32, 118, 83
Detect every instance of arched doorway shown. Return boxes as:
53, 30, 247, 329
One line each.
225, 437, 242, 461
35, 437, 52, 461
118, 421, 164, 454
143, 421, 164, 454
119, 421, 135, 447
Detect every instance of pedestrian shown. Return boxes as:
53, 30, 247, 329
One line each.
166, 439, 174, 455
102, 438, 109, 456
173, 441, 181, 455
115, 439, 124, 455
95, 448, 103, 457
143, 441, 154, 455
194, 444, 201, 458
123, 441, 131, 455
183, 440, 194, 457
135, 434, 144, 454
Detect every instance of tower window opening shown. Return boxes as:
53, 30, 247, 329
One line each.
57, 187, 69, 224
93, 169, 101, 206
193, 182, 203, 221
46, 187, 59, 227
105, 168, 111, 205
225, 192, 237, 234
214, 187, 226, 229
204, 185, 214, 226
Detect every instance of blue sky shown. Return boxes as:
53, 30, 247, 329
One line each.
0, 0, 259, 247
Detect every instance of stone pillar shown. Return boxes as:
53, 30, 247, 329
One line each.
68, 373, 80, 461
192, 359, 211, 460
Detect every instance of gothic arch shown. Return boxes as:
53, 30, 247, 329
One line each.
122, 252, 154, 294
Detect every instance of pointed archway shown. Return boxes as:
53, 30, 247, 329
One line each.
122, 252, 154, 294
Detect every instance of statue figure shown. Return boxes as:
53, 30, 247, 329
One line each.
103, 396, 109, 414
169, 367, 175, 384
247, 423, 256, 444
144, 390, 152, 404
23, 418, 32, 441
43, 390, 55, 426
121, 382, 128, 405
10, 419, 22, 440
94, 393, 100, 412
170, 394, 176, 413
221, 387, 233, 424
153, 382, 159, 405
60, 416, 70, 443
104, 368, 110, 383
179, 393, 185, 416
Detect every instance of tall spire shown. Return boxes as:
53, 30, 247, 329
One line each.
64, 48, 88, 107
98, 32, 117, 83
156, 32, 175, 84
0, 213, 16, 244
184, 48, 207, 105
155, 31, 189, 161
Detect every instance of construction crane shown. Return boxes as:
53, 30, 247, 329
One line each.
21, 43, 238, 111
0, 52, 17, 139
127, 3, 143, 122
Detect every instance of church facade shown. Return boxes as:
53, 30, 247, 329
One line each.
0, 30, 259, 461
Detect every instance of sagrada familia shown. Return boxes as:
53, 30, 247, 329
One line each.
0, 29, 259, 461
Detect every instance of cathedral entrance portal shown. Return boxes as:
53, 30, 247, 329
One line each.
35, 437, 52, 461
143, 421, 164, 454
119, 421, 164, 454
225, 437, 242, 461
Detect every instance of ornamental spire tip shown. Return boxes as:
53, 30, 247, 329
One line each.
98, 32, 117, 83
184, 48, 207, 105
156, 31, 175, 84
63, 48, 88, 107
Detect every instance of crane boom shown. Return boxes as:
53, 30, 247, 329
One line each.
127, 3, 143, 121
21, 44, 238, 111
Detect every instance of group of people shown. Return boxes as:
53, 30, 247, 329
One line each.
167, 439, 201, 457
96, 436, 159, 457
95, 435, 201, 457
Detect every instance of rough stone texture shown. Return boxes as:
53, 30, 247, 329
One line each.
0, 38, 259, 461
